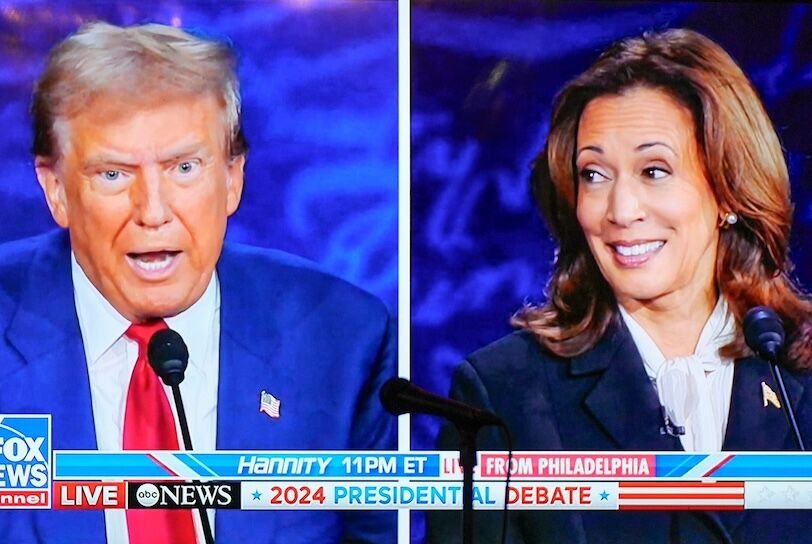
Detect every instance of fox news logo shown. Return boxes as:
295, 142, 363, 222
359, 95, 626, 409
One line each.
129, 482, 240, 509
0, 415, 51, 508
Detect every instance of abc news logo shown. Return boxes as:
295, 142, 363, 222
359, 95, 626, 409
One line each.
129, 482, 241, 509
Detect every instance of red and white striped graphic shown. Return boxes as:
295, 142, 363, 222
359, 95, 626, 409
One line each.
618, 481, 744, 510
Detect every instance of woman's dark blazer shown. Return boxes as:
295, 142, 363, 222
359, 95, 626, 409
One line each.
427, 317, 812, 544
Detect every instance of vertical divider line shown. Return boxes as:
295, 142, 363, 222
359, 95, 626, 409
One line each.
397, 0, 412, 543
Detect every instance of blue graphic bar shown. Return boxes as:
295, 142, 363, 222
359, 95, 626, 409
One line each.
56, 453, 176, 478
175, 453, 442, 478
176, 453, 218, 478
711, 456, 812, 478
654, 455, 710, 478
55, 452, 442, 479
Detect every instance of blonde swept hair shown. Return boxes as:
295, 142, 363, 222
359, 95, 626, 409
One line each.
513, 28, 812, 369
32, 21, 247, 159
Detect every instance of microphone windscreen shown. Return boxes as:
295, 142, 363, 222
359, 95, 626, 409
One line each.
147, 328, 189, 386
743, 306, 785, 359
379, 377, 411, 415
378, 377, 503, 426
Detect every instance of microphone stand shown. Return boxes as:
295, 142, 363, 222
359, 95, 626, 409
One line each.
455, 421, 481, 544
765, 357, 805, 451
172, 385, 216, 544
744, 307, 805, 451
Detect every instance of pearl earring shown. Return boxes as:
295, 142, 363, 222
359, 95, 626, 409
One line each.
719, 212, 738, 227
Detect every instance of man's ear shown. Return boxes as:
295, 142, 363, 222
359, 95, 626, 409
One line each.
226, 154, 245, 216
35, 156, 69, 228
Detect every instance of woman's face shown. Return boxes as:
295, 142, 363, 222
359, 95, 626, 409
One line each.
575, 86, 720, 309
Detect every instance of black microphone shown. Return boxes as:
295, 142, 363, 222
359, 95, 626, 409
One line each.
380, 377, 503, 427
146, 328, 215, 544
743, 306, 805, 451
743, 306, 785, 360
147, 329, 189, 387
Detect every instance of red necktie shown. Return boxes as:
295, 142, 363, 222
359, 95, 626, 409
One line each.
123, 320, 198, 544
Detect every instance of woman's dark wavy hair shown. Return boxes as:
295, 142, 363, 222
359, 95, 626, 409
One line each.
512, 28, 812, 370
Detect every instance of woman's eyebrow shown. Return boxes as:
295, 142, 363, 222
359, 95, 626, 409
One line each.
576, 145, 603, 158
636, 141, 676, 155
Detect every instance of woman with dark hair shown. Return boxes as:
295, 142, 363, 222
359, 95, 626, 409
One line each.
429, 28, 812, 544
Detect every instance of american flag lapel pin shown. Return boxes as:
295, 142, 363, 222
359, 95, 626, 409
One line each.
260, 390, 281, 419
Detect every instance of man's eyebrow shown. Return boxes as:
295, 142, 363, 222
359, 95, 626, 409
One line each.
82, 153, 140, 169
81, 143, 211, 169
156, 143, 211, 163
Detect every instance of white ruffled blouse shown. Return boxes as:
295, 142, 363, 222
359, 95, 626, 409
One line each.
618, 298, 736, 451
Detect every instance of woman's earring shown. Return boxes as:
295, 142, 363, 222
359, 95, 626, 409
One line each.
719, 211, 738, 227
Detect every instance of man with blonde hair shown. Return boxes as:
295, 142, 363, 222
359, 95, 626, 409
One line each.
0, 21, 395, 543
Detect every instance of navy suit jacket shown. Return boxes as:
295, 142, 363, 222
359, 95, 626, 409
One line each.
0, 230, 397, 543
428, 321, 812, 544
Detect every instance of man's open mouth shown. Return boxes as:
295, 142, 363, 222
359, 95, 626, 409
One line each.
126, 251, 181, 272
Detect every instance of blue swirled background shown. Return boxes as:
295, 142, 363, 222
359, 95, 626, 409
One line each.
0, 0, 398, 315
411, 2, 811, 540
411, 0, 812, 449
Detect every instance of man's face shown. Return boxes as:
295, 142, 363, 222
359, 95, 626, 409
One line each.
36, 93, 244, 322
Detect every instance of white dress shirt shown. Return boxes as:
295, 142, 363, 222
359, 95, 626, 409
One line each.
618, 297, 736, 451
72, 254, 219, 544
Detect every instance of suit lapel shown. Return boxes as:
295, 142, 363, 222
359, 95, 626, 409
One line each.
216, 333, 281, 450
572, 319, 738, 543
214, 243, 284, 541
709, 356, 807, 540
2, 231, 104, 541
724, 356, 804, 451
4, 231, 98, 450
214, 243, 284, 450
573, 318, 683, 451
